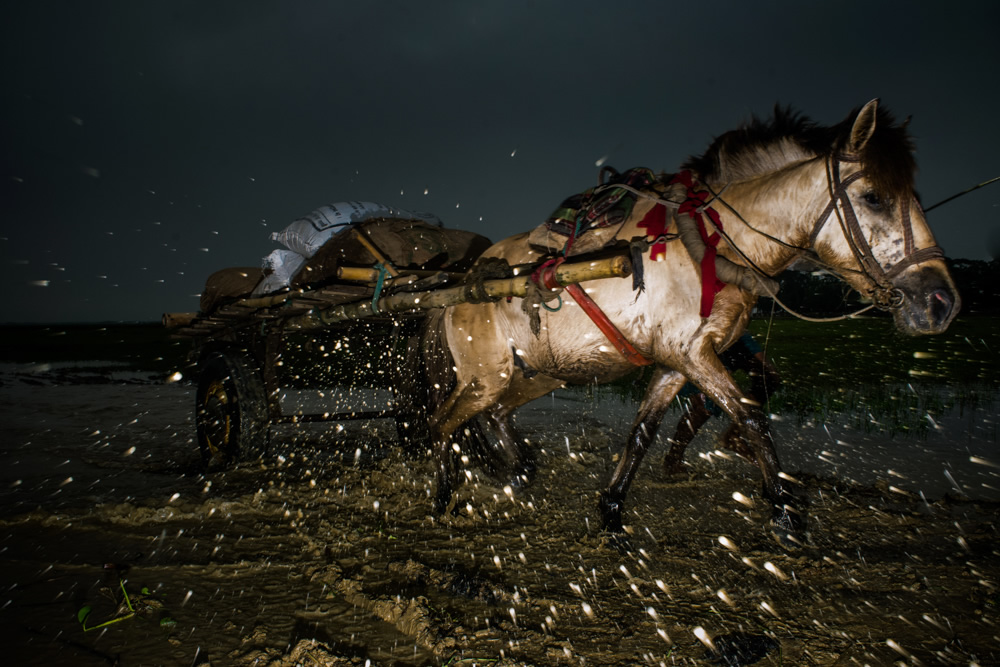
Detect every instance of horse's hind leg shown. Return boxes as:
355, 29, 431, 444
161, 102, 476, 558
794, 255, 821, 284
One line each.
601, 367, 686, 532
482, 371, 564, 489
426, 304, 529, 513
662, 395, 712, 475
428, 380, 495, 513
483, 409, 534, 487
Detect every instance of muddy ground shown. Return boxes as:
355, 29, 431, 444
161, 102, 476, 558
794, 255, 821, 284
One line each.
0, 364, 997, 666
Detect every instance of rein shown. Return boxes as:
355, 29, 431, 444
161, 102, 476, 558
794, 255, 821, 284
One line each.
617, 156, 946, 323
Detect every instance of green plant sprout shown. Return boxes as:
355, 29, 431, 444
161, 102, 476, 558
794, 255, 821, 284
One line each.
77, 578, 135, 632
77, 578, 175, 632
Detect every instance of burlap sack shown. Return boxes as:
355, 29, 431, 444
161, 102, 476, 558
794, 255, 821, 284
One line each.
292, 218, 492, 287
200, 267, 265, 313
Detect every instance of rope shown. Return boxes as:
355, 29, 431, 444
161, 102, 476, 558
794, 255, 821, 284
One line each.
370, 263, 389, 313
924, 175, 1000, 213
614, 170, 929, 323
698, 194, 879, 323
540, 294, 563, 311
624, 175, 881, 323
749, 271, 876, 323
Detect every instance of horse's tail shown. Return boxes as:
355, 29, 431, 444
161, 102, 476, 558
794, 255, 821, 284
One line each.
419, 309, 502, 477
420, 309, 455, 421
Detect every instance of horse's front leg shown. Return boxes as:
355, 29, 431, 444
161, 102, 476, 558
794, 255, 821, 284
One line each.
600, 367, 686, 532
694, 366, 805, 544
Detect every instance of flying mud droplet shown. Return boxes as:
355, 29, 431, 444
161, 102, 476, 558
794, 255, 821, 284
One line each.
970, 455, 998, 469
763, 561, 787, 581
759, 600, 780, 617
693, 626, 715, 651
718, 535, 738, 552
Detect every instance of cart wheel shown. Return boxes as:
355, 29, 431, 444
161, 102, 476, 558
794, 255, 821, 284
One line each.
196, 351, 269, 467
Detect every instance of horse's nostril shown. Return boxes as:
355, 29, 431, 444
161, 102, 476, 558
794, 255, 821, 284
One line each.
929, 289, 954, 323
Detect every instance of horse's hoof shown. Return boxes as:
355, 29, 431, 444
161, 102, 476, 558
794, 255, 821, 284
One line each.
770, 505, 807, 548
508, 463, 536, 490
598, 492, 625, 533
432, 493, 451, 516
603, 530, 633, 554
663, 459, 689, 476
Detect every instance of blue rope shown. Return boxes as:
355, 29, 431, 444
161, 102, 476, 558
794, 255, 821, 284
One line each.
371, 263, 389, 313
541, 294, 563, 312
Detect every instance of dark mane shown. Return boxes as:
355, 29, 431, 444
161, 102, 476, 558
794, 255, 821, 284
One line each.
682, 104, 916, 197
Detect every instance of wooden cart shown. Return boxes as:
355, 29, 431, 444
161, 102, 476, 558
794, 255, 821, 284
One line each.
164, 222, 633, 469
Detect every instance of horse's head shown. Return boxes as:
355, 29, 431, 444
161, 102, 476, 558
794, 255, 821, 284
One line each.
810, 100, 960, 335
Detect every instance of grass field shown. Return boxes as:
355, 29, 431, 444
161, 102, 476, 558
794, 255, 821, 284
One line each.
745, 314, 998, 433
747, 313, 998, 387
2, 314, 996, 433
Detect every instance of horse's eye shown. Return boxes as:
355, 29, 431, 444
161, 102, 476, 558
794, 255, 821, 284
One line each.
861, 191, 883, 211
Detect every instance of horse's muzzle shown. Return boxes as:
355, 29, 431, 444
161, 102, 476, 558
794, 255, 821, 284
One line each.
892, 265, 961, 335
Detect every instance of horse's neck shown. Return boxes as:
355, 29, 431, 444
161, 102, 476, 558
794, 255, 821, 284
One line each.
704, 159, 828, 276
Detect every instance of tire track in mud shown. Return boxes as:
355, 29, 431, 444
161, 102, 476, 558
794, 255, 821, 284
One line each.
1, 411, 997, 666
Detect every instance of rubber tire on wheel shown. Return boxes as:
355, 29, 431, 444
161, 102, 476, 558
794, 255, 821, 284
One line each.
196, 351, 269, 468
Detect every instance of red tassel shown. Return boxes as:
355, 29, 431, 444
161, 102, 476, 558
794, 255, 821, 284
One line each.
637, 204, 668, 260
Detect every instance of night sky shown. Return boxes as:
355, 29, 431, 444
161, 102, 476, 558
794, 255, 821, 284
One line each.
2, 1, 998, 323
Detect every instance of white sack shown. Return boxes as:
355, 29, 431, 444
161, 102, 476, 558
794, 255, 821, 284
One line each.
271, 201, 442, 257
252, 248, 307, 296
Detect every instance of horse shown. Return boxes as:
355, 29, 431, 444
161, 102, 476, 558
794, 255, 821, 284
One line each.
422, 100, 960, 544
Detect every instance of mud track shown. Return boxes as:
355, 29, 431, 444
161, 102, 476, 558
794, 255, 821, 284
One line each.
0, 372, 996, 666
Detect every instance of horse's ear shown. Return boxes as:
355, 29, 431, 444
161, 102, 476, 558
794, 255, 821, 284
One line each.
848, 99, 879, 154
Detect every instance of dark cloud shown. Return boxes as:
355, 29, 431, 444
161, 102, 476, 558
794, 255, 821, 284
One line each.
2, 1, 997, 322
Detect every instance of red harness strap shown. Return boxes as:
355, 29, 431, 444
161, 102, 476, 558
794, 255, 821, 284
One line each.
532, 258, 653, 366
671, 170, 727, 318
564, 284, 653, 366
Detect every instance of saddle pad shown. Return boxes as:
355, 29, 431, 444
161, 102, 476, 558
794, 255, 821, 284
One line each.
528, 167, 664, 256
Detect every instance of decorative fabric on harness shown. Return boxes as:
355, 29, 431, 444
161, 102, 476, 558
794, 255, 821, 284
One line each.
636, 202, 670, 261
544, 167, 660, 256
671, 170, 728, 318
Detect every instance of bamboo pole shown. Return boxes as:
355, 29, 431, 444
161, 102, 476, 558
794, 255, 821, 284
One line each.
352, 229, 399, 277
162, 312, 199, 328
284, 254, 632, 331
337, 266, 465, 283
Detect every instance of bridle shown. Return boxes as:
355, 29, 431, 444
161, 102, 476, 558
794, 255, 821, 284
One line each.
809, 154, 945, 310
610, 153, 947, 317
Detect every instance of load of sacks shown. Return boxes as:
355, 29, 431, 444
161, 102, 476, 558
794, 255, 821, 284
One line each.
198, 202, 491, 314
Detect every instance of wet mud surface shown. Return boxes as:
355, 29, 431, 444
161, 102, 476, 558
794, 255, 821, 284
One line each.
0, 366, 997, 666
